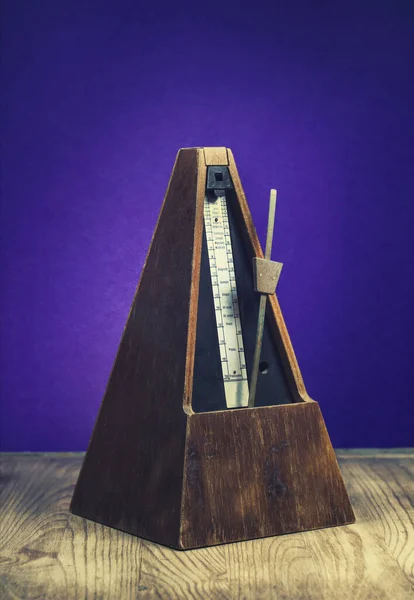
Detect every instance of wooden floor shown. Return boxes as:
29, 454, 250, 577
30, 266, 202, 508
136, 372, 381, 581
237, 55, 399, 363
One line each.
0, 451, 413, 599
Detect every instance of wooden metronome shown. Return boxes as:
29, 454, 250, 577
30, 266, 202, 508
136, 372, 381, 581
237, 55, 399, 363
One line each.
70, 147, 355, 549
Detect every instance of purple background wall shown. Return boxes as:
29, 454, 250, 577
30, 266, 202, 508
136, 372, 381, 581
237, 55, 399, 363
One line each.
1, 1, 413, 451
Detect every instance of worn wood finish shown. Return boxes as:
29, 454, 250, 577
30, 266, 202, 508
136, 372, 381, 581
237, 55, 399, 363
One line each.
70, 148, 204, 546
70, 147, 353, 549
1, 452, 413, 599
0, 454, 143, 599
181, 402, 354, 548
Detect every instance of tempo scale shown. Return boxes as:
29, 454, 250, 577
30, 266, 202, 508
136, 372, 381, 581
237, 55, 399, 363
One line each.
71, 147, 354, 549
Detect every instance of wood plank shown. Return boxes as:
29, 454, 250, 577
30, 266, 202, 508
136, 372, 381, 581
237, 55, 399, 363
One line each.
340, 455, 414, 588
0, 455, 143, 600
1, 451, 413, 599
137, 539, 229, 599
224, 517, 413, 599
0, 456, 78, 599
57, 514, 143, 600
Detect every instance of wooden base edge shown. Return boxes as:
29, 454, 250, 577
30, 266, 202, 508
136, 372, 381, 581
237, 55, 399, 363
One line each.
180, 402, 355, 548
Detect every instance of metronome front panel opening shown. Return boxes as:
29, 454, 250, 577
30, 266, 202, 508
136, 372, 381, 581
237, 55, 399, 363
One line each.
192, 188, 297, 413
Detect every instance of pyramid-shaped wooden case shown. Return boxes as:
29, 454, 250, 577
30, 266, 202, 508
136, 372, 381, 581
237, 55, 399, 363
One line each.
70, 147, 355, 549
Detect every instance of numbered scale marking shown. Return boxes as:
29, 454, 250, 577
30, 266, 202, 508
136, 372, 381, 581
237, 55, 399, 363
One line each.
204, 194, 249, 408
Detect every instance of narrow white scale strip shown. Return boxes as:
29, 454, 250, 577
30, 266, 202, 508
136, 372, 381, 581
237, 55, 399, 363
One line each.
204, 195, 249, 408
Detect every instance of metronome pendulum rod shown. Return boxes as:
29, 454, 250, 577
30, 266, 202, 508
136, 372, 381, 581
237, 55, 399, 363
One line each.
248, 189, 278, 408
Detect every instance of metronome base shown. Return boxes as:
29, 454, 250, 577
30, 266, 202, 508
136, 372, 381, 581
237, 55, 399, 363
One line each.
70, 401, 355, 550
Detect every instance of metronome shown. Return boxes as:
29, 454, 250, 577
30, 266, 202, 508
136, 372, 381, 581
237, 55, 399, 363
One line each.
70, 147, 355, 549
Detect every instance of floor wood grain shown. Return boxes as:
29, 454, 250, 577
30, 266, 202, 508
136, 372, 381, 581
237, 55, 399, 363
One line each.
0, 451, 413, 599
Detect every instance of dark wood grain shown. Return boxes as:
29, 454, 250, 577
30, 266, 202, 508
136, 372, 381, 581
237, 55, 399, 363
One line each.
70, 147, 353, 549
70, 148, 203, 546
180, 402, 354, 548
1, 452, 413, 599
